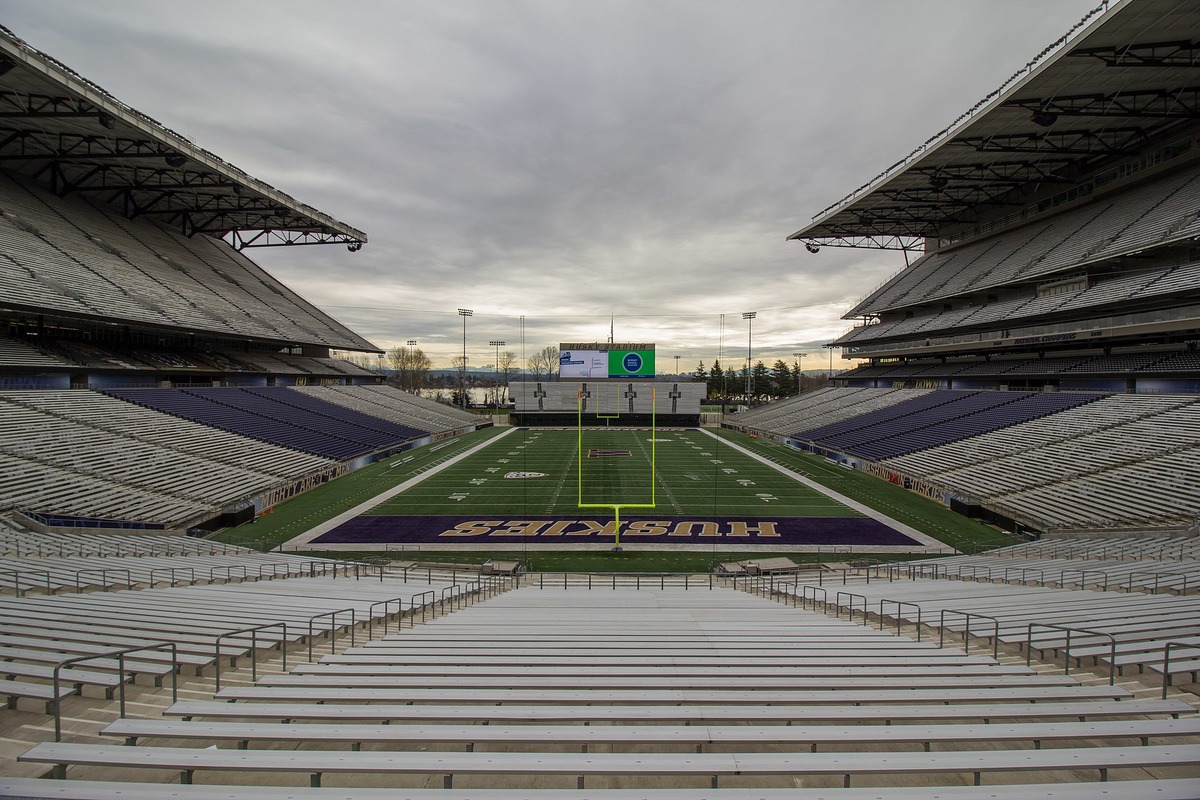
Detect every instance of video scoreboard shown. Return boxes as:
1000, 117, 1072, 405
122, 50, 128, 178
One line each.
559, 342, 655, 379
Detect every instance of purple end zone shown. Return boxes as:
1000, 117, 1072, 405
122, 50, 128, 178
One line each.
311, 515, 919, 546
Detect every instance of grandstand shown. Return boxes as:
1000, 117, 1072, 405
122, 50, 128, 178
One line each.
0, 5, 1198, 798
740, 0, 1200, 535
0, 26, 481, 532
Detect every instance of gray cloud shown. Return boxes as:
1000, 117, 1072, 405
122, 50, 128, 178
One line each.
1, 0, 1101, 369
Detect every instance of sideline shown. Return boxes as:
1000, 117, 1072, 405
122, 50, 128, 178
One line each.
699, 429, 952, 553
283, 427, 520, 548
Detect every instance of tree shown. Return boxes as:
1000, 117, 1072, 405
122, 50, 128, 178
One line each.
707, 360, 725, 400
451, 355, 470, 408
497, 350, 518, 405
770, 359, 794, 399
539, 345, 560, 381
386, 345, 431, 394
692, 361, 707, 383
751, 360, 770, 402
527, 351, 548, 381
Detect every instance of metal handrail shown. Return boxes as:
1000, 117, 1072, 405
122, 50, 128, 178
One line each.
367, 597, 405, 638
73, 568, 132, 593
307, 609, 356, 661
208, 564, 248, 583
879, 599, 922, 641
835, 591, 869, 624
1057, 569, 1107, 591
215, 622, 288, 693
0, 568, 51, 597
800, 585, 827, 612
256, 562, 294, 580
1161, 640, 1200, 699
1026, 622, 1116, 685
1002, 566, 1044, 586
148, 566, 195, 588
53, 642, 178, 741
939, 609, 999, 658
409, 591, 436, 625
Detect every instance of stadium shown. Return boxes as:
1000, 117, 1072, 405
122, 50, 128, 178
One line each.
1, 1, 1200, 797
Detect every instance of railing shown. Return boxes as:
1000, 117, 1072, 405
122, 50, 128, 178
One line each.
801, 585, 827, 611
1161, 640, 1200, 699
367, 598, 405, 639
536, 573, 711, 590
0, 568, 51, 597
73, 568, 132, 593
1125, 571, 1188, 595
879, 599, 922, 641
835, 591, 868, 624
215, 623, 288, 693
408, 591, 436, 625
256, 562, 296, 580
208, 564, 248, 583
1002, 566, 1044, 586
53, 643, 178, 741
939, 609, 999, 659
307, 609, 356, 661
148, 566, 195, 588
1057, 569, 1107, 591
1027, 623, 1116, 685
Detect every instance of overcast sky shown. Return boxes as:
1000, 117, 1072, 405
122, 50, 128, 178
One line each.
1, 0, 1102, 373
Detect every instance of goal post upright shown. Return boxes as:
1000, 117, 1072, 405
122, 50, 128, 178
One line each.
577, 386, 656, 551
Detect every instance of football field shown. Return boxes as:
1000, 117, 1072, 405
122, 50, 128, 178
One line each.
299, 428, 940, 551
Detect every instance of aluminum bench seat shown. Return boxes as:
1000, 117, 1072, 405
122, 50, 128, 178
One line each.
21, 741, 1200, 788
166, 698, 1196, 724
4, 777, 1200, 800
101, 715, 1200, 751
213, 684, 1133, 705
256, 672, 1083, 690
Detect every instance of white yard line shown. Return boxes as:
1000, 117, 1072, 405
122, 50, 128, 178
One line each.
699, 429, 951, 552
283, 428, 519, 548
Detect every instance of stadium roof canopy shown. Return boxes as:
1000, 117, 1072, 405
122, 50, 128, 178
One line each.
0, 25, 367, 251
788, 0, 1200, 254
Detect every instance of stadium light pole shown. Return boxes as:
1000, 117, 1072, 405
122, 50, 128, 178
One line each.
490, 340, 505, 415
458, 309, 472, 409
793, 352, 807, 395
406, 340, 417, 394
742, 312, 756, 404
674, 354, 680, 377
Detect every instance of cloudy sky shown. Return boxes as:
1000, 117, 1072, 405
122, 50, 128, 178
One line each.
1, 0, 1102, 373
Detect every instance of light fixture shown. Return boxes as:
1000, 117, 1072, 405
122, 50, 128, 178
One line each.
929, 174, 948, 191
458, 309, 473, 410
164, 152, 187, 167
490, 340, 506, 414
97, 112, 116, 130
804, 242, 820, 254
346, 242, 362, 252
742, 312, 756, 403
1031, 109, 1058, 128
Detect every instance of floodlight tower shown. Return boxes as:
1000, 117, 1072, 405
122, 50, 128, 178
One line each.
490, 340, 505, 413
793, 352, 807, 395
406, 340, 417, 393
742, 312, 756, 403
674, 354, 680, 377
458, 309, 472, 409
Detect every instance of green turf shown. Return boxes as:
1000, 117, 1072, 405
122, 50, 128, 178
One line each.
366, 428, 856, 518
215, 425, 1016, 564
